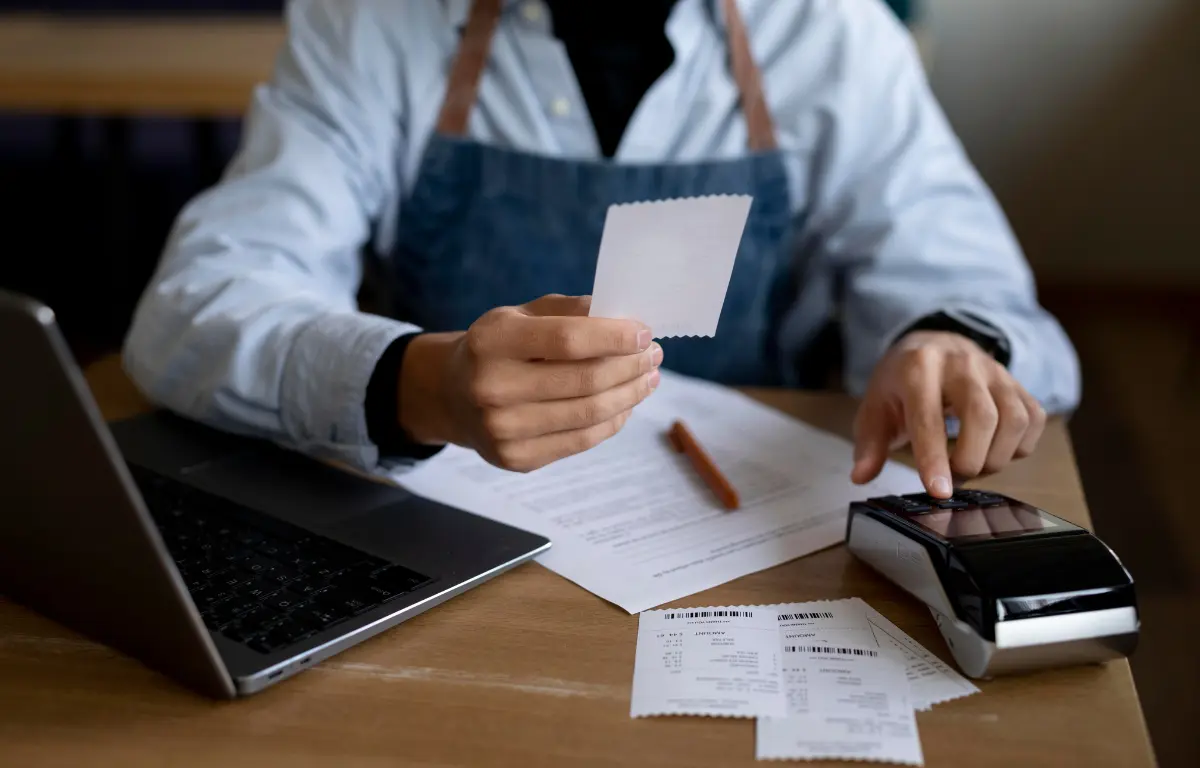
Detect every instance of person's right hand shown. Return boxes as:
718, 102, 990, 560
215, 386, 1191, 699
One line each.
398, 295, 662, 472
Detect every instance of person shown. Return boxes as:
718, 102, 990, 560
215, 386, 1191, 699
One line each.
122, 0, 1080, 500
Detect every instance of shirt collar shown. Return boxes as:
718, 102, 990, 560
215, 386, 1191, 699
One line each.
442, 0, 718, 30
442, 0, 522, 29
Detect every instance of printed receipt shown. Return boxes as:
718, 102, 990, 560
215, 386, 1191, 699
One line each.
630, 607, 784, 717
766, 600, 923, 764
756, 645, 923, 764
865, 606, 980, 711
632, 599, 963, 764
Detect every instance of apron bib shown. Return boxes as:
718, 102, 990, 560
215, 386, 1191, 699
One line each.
385, 0, 799, 386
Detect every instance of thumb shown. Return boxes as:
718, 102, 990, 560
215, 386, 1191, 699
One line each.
851, 400, 893, 485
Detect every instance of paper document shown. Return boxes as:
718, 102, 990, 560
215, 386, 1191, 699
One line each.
588, 195, 753, 337
630, 599, 925, 764
756, 645, 924, 765
630, 599, 879, 719
631, 606, 784, 718
865, 606, 980, 711
395, 371, 920, 613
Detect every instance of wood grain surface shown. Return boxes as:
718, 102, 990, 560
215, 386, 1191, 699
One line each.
0, 357, 1156, 767
0, 15, 282, 115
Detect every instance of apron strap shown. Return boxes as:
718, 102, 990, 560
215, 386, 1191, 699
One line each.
436, 0, 504, 135
721, 0, 778, 151
436, 0, 778, 151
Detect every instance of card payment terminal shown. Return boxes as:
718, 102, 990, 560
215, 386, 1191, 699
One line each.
846, 489, 1139, 679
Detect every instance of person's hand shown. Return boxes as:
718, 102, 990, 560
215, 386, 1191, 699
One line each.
398, 295, 661, 472
850, 330, 1047, 498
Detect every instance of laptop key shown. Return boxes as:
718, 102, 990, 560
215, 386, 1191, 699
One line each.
185, 576, 209, 593
237, 577, 277, 600
216, 572, 248, 591
221, 622, 260, 644
280, 553, 319, 571
290, 576, 329, 596
307, 563, 340, 579
255, 541, 289, 559
332, 561, 378, 583
265, 619, 312, 648
246, 635, 279, 654
373, 565, 432, 593
193, 585, 233, 606
238, 554, 278, 576
237, 607, 281, 632
209, 597, 259, 626
288, 607, 328, 631
309, 592, 353, 620
195, 563, 229, 580
235, 530, 264, 546
265, 565, 300, 586
297, 605, 345, 628
360, 582, 402, 602
264, 590, 305, 613
317, 587, 377, 615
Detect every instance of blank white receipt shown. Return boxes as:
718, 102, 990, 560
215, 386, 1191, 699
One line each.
589, 195, 753, 337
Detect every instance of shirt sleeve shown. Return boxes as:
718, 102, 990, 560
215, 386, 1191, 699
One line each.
800, 0, 1081, 415
122, 0, 421, 473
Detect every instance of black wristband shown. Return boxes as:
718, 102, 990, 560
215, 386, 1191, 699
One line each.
365, 333, 445, 460
898, 310, 1012, 367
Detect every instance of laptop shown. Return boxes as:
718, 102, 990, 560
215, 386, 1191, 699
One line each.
0, 290, 551, 698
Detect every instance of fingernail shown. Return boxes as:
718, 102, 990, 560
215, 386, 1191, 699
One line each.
648, 369, 661, 390
930, 476, 952, 498
637, 329, 652, 350
650, 342, 663, 366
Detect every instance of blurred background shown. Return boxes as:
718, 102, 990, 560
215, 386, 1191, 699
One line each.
0, 1, 1196, 764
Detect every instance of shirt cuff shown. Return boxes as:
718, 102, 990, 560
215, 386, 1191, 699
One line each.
279, 312, 424, 472
365, 333, 447, 461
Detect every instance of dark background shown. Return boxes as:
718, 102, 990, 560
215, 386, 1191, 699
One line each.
0, 1, 279, 361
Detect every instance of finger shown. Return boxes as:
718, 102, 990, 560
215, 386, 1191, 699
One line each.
478, 314, 652, 360
982, 382, 1031, 474
945, 366, 999, 480
484, 369, 660, 441
493, 409, 634, 472
521, 294, 592, 318
468, 343, 661, 407
851, 398, 894, 485
1014, 389, 1047, 459
901, 355, 953, 498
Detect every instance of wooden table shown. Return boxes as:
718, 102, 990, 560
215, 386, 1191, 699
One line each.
0, 357, 1156, 767
0, 14, 283, 116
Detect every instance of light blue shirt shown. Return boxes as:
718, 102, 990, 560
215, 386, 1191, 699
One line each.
123, 0, 1081, 474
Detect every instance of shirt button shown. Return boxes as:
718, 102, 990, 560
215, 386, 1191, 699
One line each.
550, 97, 571, 117
522, 2, 542, 22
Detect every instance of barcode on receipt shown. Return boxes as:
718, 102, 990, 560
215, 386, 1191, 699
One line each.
662, 610, 754, 619
777, 611, 835, 620
784, 646, 879, 657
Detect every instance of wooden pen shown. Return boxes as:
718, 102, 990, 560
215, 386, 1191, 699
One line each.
667, 420, 741, 510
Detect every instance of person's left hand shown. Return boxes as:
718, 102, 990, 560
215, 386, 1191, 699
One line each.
850, 330, 1047, 498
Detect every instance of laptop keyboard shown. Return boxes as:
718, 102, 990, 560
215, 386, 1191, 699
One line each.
130, 466, 434, 655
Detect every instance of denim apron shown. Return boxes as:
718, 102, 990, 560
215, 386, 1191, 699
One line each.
387, 0, 797, 386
